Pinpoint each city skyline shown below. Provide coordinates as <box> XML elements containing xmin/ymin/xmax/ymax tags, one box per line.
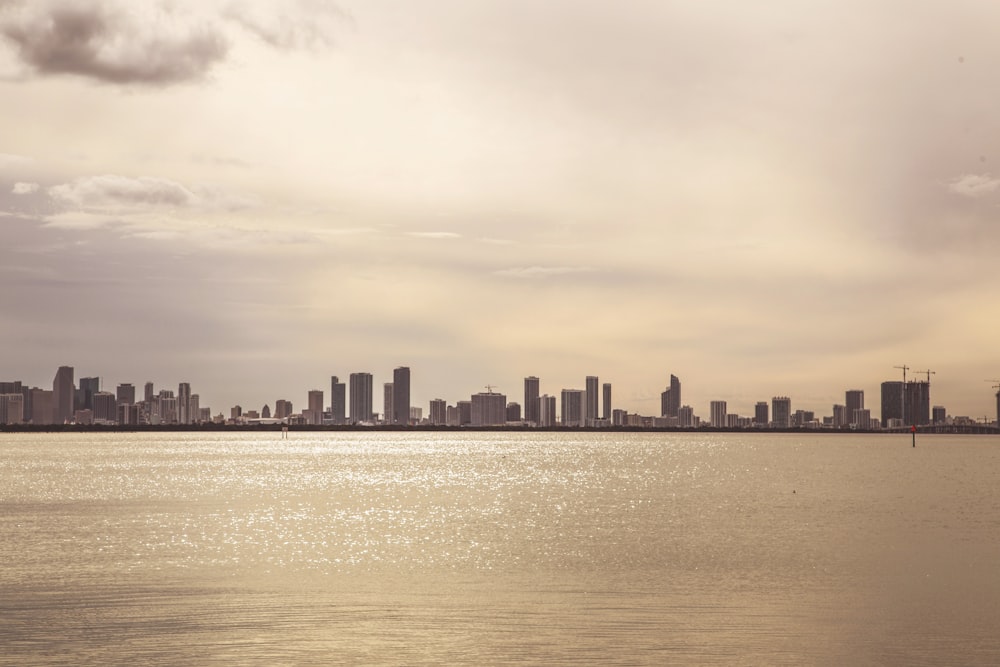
<box><xmin>3</xmin><ymin>362</ymin><xmax>997</xmax><ymax>428</ymax></box>
<box><xmin>3</xmin><ymin>2</ymin><xmax>1000</xmax><ymax>418</ymax></box>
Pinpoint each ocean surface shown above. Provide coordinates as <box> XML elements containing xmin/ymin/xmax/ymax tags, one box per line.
<box><xmin>2</xmin><ymin>431</ymin><xmax>999</xmax><ymax>665</ymax></box>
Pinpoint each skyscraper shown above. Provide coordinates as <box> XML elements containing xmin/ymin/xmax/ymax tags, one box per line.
<box><xmin>349</xmin><ymin>372</ymin><xmax>373</xmax><ymax>424</ymax></box>
<box><xmin>710</xmin><ymin>400</ymin><xmax>727</xmax><ymax>428</ymax></box>
<box><xmin>78</xmin><ymin>376</ymin><xmax>100</xmax><ymax>411</ymax></box>
<box><xmin>52</xmin><ymin>366</ymin><xmax>74</xmax><ymax>424</ymax></box>
<box><xmin>471</xmin><ymin>391</ymin><xmax>506</xmax><ymax>426</ymax></box>
<box><xmin>116</xmin><ymin>383</ymin><xmax>135</xmax><ymax>405</ymax></box>
<box><xmin>561</xmin><ymin>389</ymin><xmax>585</xmax><ymax>427</ymax></box>
<box><xmin>905</xmin><ymin>381</ymin><xmax>930</xmax><ymax>426</ymax></box>
<box><xmin>881</xmin><ymin>381</ymin><xmax>903</xmax><ymax>428</ymax></box>
<box><xmin>602</xmin><ymin>383</ymin><xmax>612</xmax><ymax>420</ymax></box>
<box><xmin>754</xmin><ymin>401</ymin><xmax>769</xmax><ymax>426</ymax></box>
<box><xmin>846</xmin><ymin>390</ymin><xmax>864</xmax><ymax>426</ymax></box>
<box><xmin>524</xmin><ymin>376</ymin><xmax>540</xmax><ymax>425</ymax></box>
<box><xmin>429</xmin><ymin>399</ymin><xmax>447</xmax><ymax>425</ymax></box>
<box><xmin>308</xmin><ymin>389</ymin><xmax>324</xmax><ymax>425</ymax></box>
<box><xmin>383</xmin><ymin>382</ymin><xmax>394</xmax><ymax>424</ymax></box>
<box><xmin>330</xmin><ymin>376</ymin><xmax>346</xmax><ymax>425</ymax></box>
<box><xmin>393</xmin><ymin>366</ymin><xmax>411</xmax><ymax>425</ymax></box>
<box><xmin>178</xmin><ymin>382</ymin><xmax>191</xmax><ymax>425</ymax></box>
<box><xmin>538</xmin><ymin>394</ymin><xmax>556</xmax><ymax>427</ymax></box>
<box><xmin>771</xmin><ymin>396</ymin><xmax>791</xmax><ymax>428</ymax></box>
<box><xmin>585</xmin><ymin>376</ymin><xmax>599</xmax><ymax>423</ymax></box>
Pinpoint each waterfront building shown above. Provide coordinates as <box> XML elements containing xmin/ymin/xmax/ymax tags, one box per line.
<box><xmin>506</xmin><ymin>402</ymin><xmax>521</xmax><ymax>422</ymax></box>
<box><xmin>754</xmin><ymin>401</ymin><xmax>769</xmax><ymax>426</ymax></box>
<box><xmin>602</xmin><ymin>383</ymin><xmax>612</xmax><ymax>420</ymax></box>
<box><xmin>93</xmin><ymin>391</ymin><xmax>117</xmax><ymax>424</ymax></box>
<box><xmin>383</xmin><ymin>383</ymin><xmax>394</xmax><ymax>424</ymax></box>
<box><xmin>393</xmin><ymin>367</ymin><xmax>411</xmax><ymax>425</ymax></box>
<box><xmin>932</xmin><ymin>406</ymin><xmax>946</xmax><ymax>424</ymax></box>
<box><xmin>660</xmin><ymin>374</ymin><xmax>682</xmax><ymax>418</ymax></box>
<box><xmin>30</xmin><ymin>388</ymin><xmax>53</xmax><ymax>425</ymax></box>
<box><xmin>853</xmin><ymin>408</ymin><xmax>872</xmax><ymax>429</ymax></box>
<box><xmin>457</xmin><ymin>400</ymin><xmax>472</xmax><ymax>426</ymax></box>
<box><xmin>611</xmin><ymin>408</ymin><xmax>626</xmax><ymax>426</ymax></box>
<box><xmin>178</xmin><ymin>383</ymin><xmax>192</xmax><ymax>425</ymax></box>
<box><xmin>524</xmin><ymin>376</ymin><xmax>540</xmax><ymax>425</ymax></box>
<box><xmin>429</xmin><ymin>399</ymin><xmax>447</xmax><ymax>426</ymax></box>
<box><xmin>275</xmin><ymin>399</ymin><xmax>293</xmax><ymax>419</ymax></box>
<box><xmin>832</xmin><ymin>404</ymin><xmax>847</xmax><ymax>427</ymax></box>
<box><xmin>116</xmin><ymin>383</ymin><xmax>135</xmax><ymax>406</ymax></box>
<box><xmin>881</xmin><ymin>381</ymin><xmax>903</xmax><ymax>428</ymax></box>
<box><xmin>262</xmin><ymin>404</ymin><xmax>271</xmax><ymax>419</ymax></box>
<box><xmin>585</xmin><ymin>376</ymin><xmax>599</xmax><ymax>423</ymax></box>
<box><xmin>471</xmin><ymin>391</ymin><xmax>506</xmax><ymax>426</ymax></box>
<box><xmin>446</xmin><ymin>404</ymin><xmax>460</xmax><ymax>426</ymax></box>
<box><xmin>78</xmin><ymin>376</ymin><xmax>100</xmax><ymax>411</ymax></box>
<box><xmin>846</xmin><ymin>390</ymin><xmax>864</xmax><ymax>426</ymax></box>
<box><xmin>0</xmin><ymin>393</ymin><xmax>24</xmax><ymax>424</ymax></box>
<box><xmin>771</xmin><ymin>396</ymin><xmax>791</xmax><ymax>428</ymax></box>
<box><xmin>710</xmin><ymin>400</ymin><xmax>727</xmax><ymax>428</ymax></box>
<box><xmin>307</xmin><ymin>390</ymin><xmax>324</xmax><ymax>425</ymax></box>
<box><xmin>538</xmin><ymin>394</ymin><xmax>557</xmax><ymax>427</ymax></box>
<box><xmin>905</xmin><ymin>381</ymin><xmax>930</xmax><ymax>426</ymax></box>
<box><xmin>144</xmin><ymin>382</ymin><xmax>154</xmax><ymax>403</ymax></box>
<box><xmin>677</xmin><ymin>405</ymin><xmax>695</xmax><ymax>428</ymax></box>
<box><xmin>349</xmin><ymin>372</ymin><xmax>373</xmax><ymax>424</ymax></box>
<box><xmin>189</xmin><ymin>394</ymin><xmax>200</xmax><ymax>423</ymax></box>
<box><xmin>53</xmin><ymin>366</ymin><xmax>74</xmax><ymax>424</ymax></box>
<box><xmin>409</xmin><ymin>407</ymin><xmax>422</xmax><ymax>422</ymax></box>
<box><xmin>561</xmin><ymin>389</ymin><xmax>585</xmax><ymax>427</ymax></box>
<box><xmin>330</xmin><ymin>376</ymin><xmax>346</xmax><ymax>425</ymax></box>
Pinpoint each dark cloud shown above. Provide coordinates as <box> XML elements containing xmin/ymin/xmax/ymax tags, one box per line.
<box><xmin>0</xmin><ymin>1</ymin><xmax>229</xmax><ymax>85</ymax></box>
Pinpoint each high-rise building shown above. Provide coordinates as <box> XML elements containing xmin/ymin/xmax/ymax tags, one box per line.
<box><xmin>660</xmin><ymin>374</ymin><xmax>682</xmax><ymax>418</ymax></box>
<box><xmin>710</xmin><ymin>400</ymin><xmax>727</xmax><ymax>428</ymax></box>
<box><xmin>93</xmin><ymin>391</ymin><xmax>117</xmax><ymax>423</ymax></box>
<box><xmin>78</xmin><ymin>376</ymin><xmax>100</xmax><ymax>411</ymax></box>
<box><xmin>561</xmin><ymin>389</ymin><xmax>585</xmax><ymax>427</ymax></box>
<box><xmin>754</xmin><ymin>401</ymin><xmax>769</xmax><ymax>426</ymax></box>
<box><xmin>905</xmin><ymin>381</ymin><xmax>930</xmax><ymax>427</ymax></box>
<box><xmin>429</xmin><ymin>399</ymin><xmax>447</xmax><ymax>425</ymax></box>
<box><xmin>853</xmin><ymin>408</ymin><xmax>872</xmax><ymax>430</ymax></box>
<box><xmin>771</xmin><ymin>396</ymin><xmax>791</xmax><ymax>428</ymax></box>
<box><xmin>189</xmin><ymin>394</ymin><xmax>200</xmax><ymax>423</ymax></box>
<box><xmin>471</xmin><ymin>391</ymin><xmax>506</xmax><ymax>426</ymax></box>
<box><xmin>457</xmin><ymin>400</ymin><xmax>472</xmax><ymax>426</ymax></box>
<box><xmin>178</xmin><ymin>382</ymin><xmax>191</xmax><ymax>425</ymax></box>
<box><xmin>678</xmin><ymin>405</ymin><xmax>695</xmax><ymax>428</ymax></box>
<box><xmin>881</xmin><ymin>381</ymin><xmax>903</xmax><ymax>428</ymax></box>
<box><xmin>349</xmin><ymin>372</ymin><xmax>373</xmax><ymax>424</ymax></box>
<box><xmin>585</xmin><ymin>376</ymin><xmax>599</xmax><ymax>423</ymax></box>
<box><xmin>275</xmin><ymin>399</ymin><xmax>293</xmax><ymax>419</ymax></box>
<box><xmin>116</xmin><ymin>383</ymin><xmax>135</xmax><ymax>405</ymax></box>
<box><xmin>932</xmin><ymin>406</ymin><xmax>946</xmax><ymax>424</ymax></box>
<box><xmin>144</xmin><ymin>381</ymin><xmax>154</xmax><ymax>403</ymax></box>
<box><xmin>846</xmin><ymin>390</ymin><xmax>864</xmax><ymax>426</ymax></box>
<box><xmin>506</xmin><ymin>402</ymin><xmax>521</xmax><ymax>422</ymax></box>
<box><xmin>30</xmin><ymin>388</ymin><xmax>53</xmax><ymax>424</ymax></box>
<box><xmin>308</xmin><ymin>389</ymin><xmax>324</xmax><ymax>425</ymax></box>
<box><xmin>383</xmin><ymin>383</ymin><xmax>394</xmax><ymax>424</ymax></box>
<box><xmin>524</xmin><ymin>376</ymin><xmax>540</xmax><ymax>424</ymax></box>
<box><xmin>602</xmin><ymin>383</ymin><xmax>612</xmax><ymax>420</ymax></box>
<box><xmin>52</xmin><ymin>366</ymin><xmax>74</xmax><ymax>424</ymax></box>
<box><xmin>832</xmin><ymin>404</ymin><xmax>848</xmax><ymax>427</ymax></box>
<box><xmin>393</xmin><ymin>367</ymin><xmax>411</xmax><ymax>425</ymax></box>
<box><xmin>538</xmin><ymin>394</ymin><xmax>557</xmax><ymax>427</ymax></box>
<box><xmin>0</xmin><ymin>393</ymin><xmax>24</xmax><ymax>424</ymax></box>
<box><xmin>262</xmin><ymin>404</ymin><xmax>272</xmax><ymax>419</ymax></box>
<box><xmin>330</xmin><ymin>376</ymin><xmax>346</xmax><ymax>425</ymax></box>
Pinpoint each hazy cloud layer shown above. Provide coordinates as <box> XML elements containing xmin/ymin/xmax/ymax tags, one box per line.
<box><xmin>946</xmin><ymin>173</ymin><xmax>1000</xmax><ymax>198</ymax></box>
<box><xmin>11</xmin><ymin>181</ymin><xmax>37</xmax><ymax>194</ymax></box>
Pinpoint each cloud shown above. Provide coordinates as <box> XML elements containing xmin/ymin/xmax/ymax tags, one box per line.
<box><xmin>223</xmin><ymin>0</ymin><xmax>348</xmax><ymax>50</ymax></box>
<box><xmin>407</xmin><ymin>231</ymin><xmax>461</xmax><ymax>239</ymax></box>
<box><xmin>0</xmin><ymin>0</ymin><xmax>346</xmax><ymax>86</ymax></box>
<box><xmin>0</xmin><ymin>152</ymin><xmax>31</xmax><ymax>169</ymax></box>
<box><xmin>0</xmin><ymin>1</ymin><xmax>229</xmax><ymax>85</ymax></box>
<box><xmin>493</xmin><ymin>266</ymin><xmax>595</xmax><ymax>279</ymax></box>
<box><xmin>946</xmin><ymin>173</ymin><xmax>1000</xmax><ymax>198</ymax></box>
<box><xmin>11</xmin><ymin>181</ymin><xmax>38</xmax><ymax>194</ymax></box>
<box><xmin>47</xmin><ymin>174</ymin><xmax>251</xmax><ymax>212</ymax></box>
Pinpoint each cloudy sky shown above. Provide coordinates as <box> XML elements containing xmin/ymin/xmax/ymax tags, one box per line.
<box><xmin>2</xmin><ymin>0</ymin><xmax>1000</xmax><ymax>420</ymax></box>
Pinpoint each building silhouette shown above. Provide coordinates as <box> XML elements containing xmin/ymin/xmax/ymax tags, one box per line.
<box><xmin>178</xmin><ymin>382</ymin><xmax>191</xmax><ymax>425</ymax></box>
<box><xmin>471</xmin><ymin>391</ymin><xmax>506</xmax><ymax>426</ymax></box>
<box><xmin>710</xmin><ymin>400</ymin><xmax>727</xmax><ymax>427</ymax></box>
<box><xmin>429</xmin><ymin>398</ymin><xmax>447</xmax><ymax>425</ymax></box>
<box><xmin>52</xmin><ymin>366</ymin><xmax>74</xmax><ymax>425</ymax></box>
<box><xmin>881</xmin><ymin>381</ymin><xmax>903</xmax><ymax>427</ymax></box>
<box><xmin>561</xmin><ymin>389</ymin><xmax>585</xmax><ymax>427</ymax></box>
<box><xmin>393</xmin><ymin>366</ymin><xmax>410</xmax><ymax>425</ymax></box>
<box><xmin>771</xmin><ymin>396</ymin><xmax>791</xmax><ymax>428</ymax></box>
<box><xmin>754</xmin><ymin>401</ymin><xmax>769</xmax><ymax>426</ymax></box>
<box><xmin>330</xmin><ymin>376</ymin><xmax>346</xmax><ymax>425</ymax></box>
<box><xmin>349</xmin><ymin>372</ymin><xmax>373</xmax><ymax>424</ymax></box>
<box><xmin>602</xmin><ymin>383</ymin><xmax>612</xmax><ymax>420</ymax></box>
<box><xmin>538</xmin><ymin>394</ymin><xmax>556</xmax><ymax>427</ymax></box>
<box><xmin>524</xmin><ymin>376</ymin><xmax>540</xmax><ymax>425</ymax></box>
<box><xmin>383</xmin><ymin>383</ymin><xmax>394</xmax><ymax>424</ymax></box>
<box><xmin>661</xmin><ymin>374</ymin><xmax>681</xmax><ymax>418</ymax></box>
<box><xmin>585</xmin><ymin>376</ymin><xmax>599</xmax><ymax>423</ymax></box>
<box><xmin>846</xmin><ymin>390</ymin><xmax>864</xmax><ymax>426</ymax></box>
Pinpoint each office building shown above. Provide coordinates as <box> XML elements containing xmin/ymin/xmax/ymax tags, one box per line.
<box><xmin>602</xmin><ymin>383</ymin><xmax>612</xmax><ymax>420</ymax></box>
<box><xmin>307</xmin><ymin>389</ymin><xmax>324</xmax><ymax>425</ymax></box>
<box><xmin>116</xmin><ymin>383</ymin><xmax>135</xmax><ymax>406</ymax></box>
<box><xmin>905</xmin><ymin>381</ymin><xmax>930</xmax><ymax>426</ymax></box>
<box><xmin>78</xmin><ymin>376</ymin><xmax>100</xmax><ymax>411</ymax></box>
<box><xmin>471</xmin><ymin>391</ymin><xmax>506</xmax><ymax>426</ymax></box>
<box><xmin>506</xmin><ymin>402</ymin><xmax>521</xmax><ymax>422</ymax></box>
<box><xmin>660</xmin><ymin>374</ymin><xmax>682</xmax><ymax>418</ymax></box>
<box><xmin>178</xmin><ymin>382</ymin><xmax>191</xmax><ymax>425</ymax></box>
<box><xmin>846</xmin><ymin>390</ymin><xmax>864</xmax><ymax>426</ymax></box>
<box><xmin>330</xmin><ymin>376</ymin><xmax>346</xmax><ymax>425</ymax></box>
<box><xmin>754</xmin><ymin>401</ymin><xmax>769</xmax><ymax>426</ymax></box>
<box><xmin>832</xmin><ymin>404</ymin><xmax>847</xmax><ymax>427</ymax></box>
<box><xmin>275</xmin><ymin>399</ymin><xmax>293</xmax><ymax>419</ymax></box>
<box><xmin>189</xmin><ymin>394</ymin><xmax>200</xmax><ymax>423</ymax></box>
<box><xmin>349</xmin><ymin>372</ymin><xmax>373</xmax><ymax>424</ymax></box>
<box><xmin>853</xmin><ymin>408</ymin><xmax>872</xmax><ymax>430</ymax></box>
<box><xmin>53</xmin><ymin>366</ymin><xmax>74</xmax><ymax>424</ymax></box>
<box><xmin>30</xmin><ymin>388</ymin><xmax>53</xmax><ymax>424</ymax></box>
<box><xmin>93</xmin><ymin>391</ymin><xmax>117</xmax><ymax>423</ymax></box>
<box><xmin>710</xmin><ymin>400</ymin><xmax>727</xmax><ymax>428</ymax></box>
<box><xmin>561</xmin><ymin>389</ymin><xmax>585</xmax><ymax>427</ymax></box>
<box><xmin>393</xmin><ymin>366</ymin><xmax>411</xmax><ymax>425</ymax></box>
<box><xmin>771</xmin><ymin>396</ymin><xmax>791</xmax><ymax>428</ymax></box>
<box><xmin>383</xmin><ymin>383</ymin><xmax>394</xmax><ymax>424</ymax></box>
<box><xmin>585</xmin><ymin>376</ymin><xmax>599</xmax><ymax>423</ymax></box>
<box><xmin>932</xmin><ymin>406</ymin><xmax>946</xmax><ymax>424</ymax></box>
<box><xmin>0</xmin><ymin>393</ymin><xmax>24</xmax><ymax>424</ymax></box>
<box><xmin>524</xmin><ymin>376</ymin><xmax>540</xmax><ymax>424</ymax></box>
<box><xmin>144</xmin><ymin>381</ymin><xmax>154</xmax><ymax>403</ymax></box>
<box><xmin>429</xmin><ymin>399</ymin><xmax>447</xmax><ymax>425</ymax></box>
<box><xmin>678</xmin><ymin>405</ymin><xmax>695</xmax><ymax>428</ymax></box>
<box><xmin>457</xmin><ymin>400</ymin><xmax>472</xmax><ymax>426</ymax></box>
<box><xmin>881</xmin><ymin>381</ymin><xmax>903</xmax><ymax>428</ymax></box>
<box><xmin>538</xmin><ymin>394</ymin><xmax>557</xmax><ymax>427</ymax></box>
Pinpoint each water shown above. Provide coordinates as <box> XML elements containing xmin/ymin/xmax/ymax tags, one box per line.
<box><xmin>2</xmin><ymin>431</ymin><xmax>999</xmax><ymax>665</ymax></box>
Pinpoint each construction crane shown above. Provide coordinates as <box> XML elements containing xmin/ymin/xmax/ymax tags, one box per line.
<box><xmin>484</xmin><ymin>385</ymin><xmax>497</xmax><ymax>394</ymax></box>
<box><xmin>893</xmin><ymin>364</ymin><xmax>910</xmax><ymax>383</ymax></box>
<box><xmin>916</xmin><ymin>369</ymin><xmax>936</xmax><ymax>384</ymax></box>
